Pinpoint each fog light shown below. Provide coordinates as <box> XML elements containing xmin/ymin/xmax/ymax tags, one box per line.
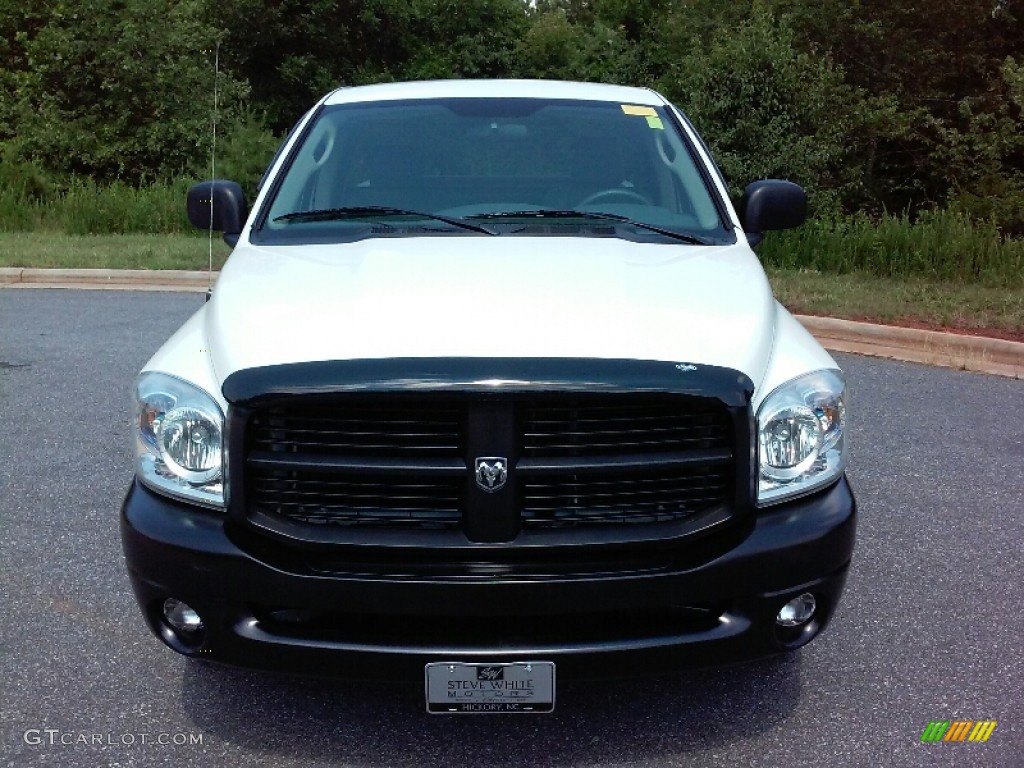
<box><xmin>777</xmin><ymin>593</ymin><xmax>816</xmax><ymax>627</ymax></box>
<box><xmin>163</xmin><ymin>598</ymin><xmax>203</xmax><ymax>634</ymax></box>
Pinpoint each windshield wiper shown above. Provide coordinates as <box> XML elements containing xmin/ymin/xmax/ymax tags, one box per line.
<box><xmin>469</xmin><ymin>209</ymin><xmax>711</xmax><ymax>245</ymax></box>
<box><xmin>274</xmin><ymin>206</ymin><xmax>497</xmax><ymax>235</ymax></box>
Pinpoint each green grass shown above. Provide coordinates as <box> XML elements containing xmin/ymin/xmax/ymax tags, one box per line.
<box><xmin>0</xmin><ymin>179</ymin><xmax>191</xmax><ymax>235</ymax></box>
<box><xmin>767</xmin><ymin>268</ymin><xmax>1024</xmax><ymax>339</ymax></box>
<box><xmin>760</xmin><ymin>211</ymin><xmax>1024</xmax><ymax>286</ymax></box>
<box><xmin>0</xmin><ymin>232</ymin><xmax>231</xmax><ymax>270</ymax></box>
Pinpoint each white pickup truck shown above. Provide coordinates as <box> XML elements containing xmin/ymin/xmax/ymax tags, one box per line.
<box><xmin>121</xmin><ymin>79</ymin><xmax>855</xmax><ymax>713</ymax></box>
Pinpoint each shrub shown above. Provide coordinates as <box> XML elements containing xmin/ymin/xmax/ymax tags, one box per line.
<box><xmin>759</xmin><ymin>211</ymin><xmax>1024</xmax><ymax>286</ymax></box>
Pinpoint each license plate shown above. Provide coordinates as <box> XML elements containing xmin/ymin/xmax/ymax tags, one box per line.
<box><xmin>425</xmin><ymin>662</ymin><xmax>556</xmax><ymax>714</ymax></box>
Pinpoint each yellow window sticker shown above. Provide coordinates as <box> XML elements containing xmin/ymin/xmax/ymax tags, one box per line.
<box><xmin>620</xmin><ymin>104</ymin><xmax>657</xmax><ymax>117</ymax></box>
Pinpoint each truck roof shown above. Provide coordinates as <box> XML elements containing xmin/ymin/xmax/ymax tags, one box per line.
<box><xmin>322</xmin><ymin>79</ymin><xmax>666</xmax><ymax>107</ymax></box>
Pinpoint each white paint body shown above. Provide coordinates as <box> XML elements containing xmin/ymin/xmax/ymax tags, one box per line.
<box><xmin>142</xmin><ymin>80</ymin><xmax>837</xmax><ymax>410</ymax></box>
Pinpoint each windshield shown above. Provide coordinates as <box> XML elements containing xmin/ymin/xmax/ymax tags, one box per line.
<box><xmin>256</xmin><ymin>97</ymin><xmax>734</xmax><ymax>245</ymax></box>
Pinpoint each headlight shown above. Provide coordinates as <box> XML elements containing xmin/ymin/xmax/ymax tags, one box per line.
<box><xmin>756</xmin><ymin>369</ymin><xmax>846</xmax><ymax>506</ymax></box>
<box><xmin>135</xmin><ymin>372</ymin><xmax>224</xmax><ymax>508</ymax></box>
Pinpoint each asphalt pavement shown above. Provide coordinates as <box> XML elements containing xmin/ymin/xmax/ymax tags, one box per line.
<box><xmin>1</xmin><ymin>289</ymin><xmax>1021</xmax><ymax>768</ymax></box>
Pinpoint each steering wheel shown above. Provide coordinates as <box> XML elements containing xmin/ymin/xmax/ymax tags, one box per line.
<box><xmin>577</xmin><ymin>188</ymin><xmax>653</xmax><ymax>207</ymax></box>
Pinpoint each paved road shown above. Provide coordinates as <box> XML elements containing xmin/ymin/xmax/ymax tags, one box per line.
<box><xmin>1</xmin><ymin>289</ymin><xmax>1021</xmax><ymax>768</ymax></box>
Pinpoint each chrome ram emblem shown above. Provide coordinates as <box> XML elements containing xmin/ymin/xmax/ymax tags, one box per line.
<box><xmin>475</xmin><ymin>457</ymin><xmax>508</xmax><ymax>493</ymax></box>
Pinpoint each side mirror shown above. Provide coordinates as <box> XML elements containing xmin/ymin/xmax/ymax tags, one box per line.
<box><xmin>740</xmin><ymin>180</ymin><xmax>807</xmax><ymax>247</ymax></box>
<box><xmin>187</xmin><ymin>180</ymin><xmax>247</xmax><ymax>247</ymax></box>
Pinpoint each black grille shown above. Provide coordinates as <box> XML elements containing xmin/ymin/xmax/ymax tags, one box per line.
<box><xmin>248</xmin><ymin>466</ymin><xmax>462</xmax><ymax>529</ymax></box>
<box><xmin>242</xmin><ymin>393</ymin><xmax>739</xmax><ymax>542</ymax></box>
<box><xmin>522</xmin><ymin>400</ymin><xmax>730</xmax><ymax>457</ymax></box>
<box><xmin>521</xmin><ymin>465</ymin><xmax>732</xmax><ymax>528</ymax></box>
<box><xmin>249</xmin><ymin>402</ymin><xmax>461</xmax><ymax>458</ymax></box>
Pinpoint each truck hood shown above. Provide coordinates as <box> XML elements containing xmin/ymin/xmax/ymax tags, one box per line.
<box><xmin>206</xmin><ymin>237</ymin><xmax>776</xmax><ymax>383</ymax></box>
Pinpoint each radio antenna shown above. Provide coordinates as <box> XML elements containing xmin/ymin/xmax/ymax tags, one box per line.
<box><xmin>207</xmin><ymin>43</ymin><xmax>220</xmax><ymax>301</ymax></box>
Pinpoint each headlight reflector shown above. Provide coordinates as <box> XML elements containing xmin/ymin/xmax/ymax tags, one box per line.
<box><xmin>759</xmin><ymin>404</ymin><xmax>822</xmax><ymax>482</ymax></box>
<box><xmin>157</xmin><ymin>406</ymin><xmax>222</xmax><ymax>484</ymax></box>
<box><xmin>135</xmin><ymin>372</ymin><xmax>224</xmax><ymax>508</ymax></box>
<box><xmin>757</xmin><ymin>369</ymin><xmax>846</xmax><ymax>506</ymax></box>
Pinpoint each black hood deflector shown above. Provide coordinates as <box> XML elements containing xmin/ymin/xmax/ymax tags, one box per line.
<box><xmin>222</xmin><ymin>357</ymin><xmax>754</xmax><ymax>407</ymax></box>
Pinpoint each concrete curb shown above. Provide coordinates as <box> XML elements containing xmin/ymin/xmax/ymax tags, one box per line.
<box><xmin>798</xmin><ymin>316</ymin><xmax>1023</xmax><ymax>379</ymax></box>
<box><xmin>0</xmin><ymin>267</ymin><xmax>24</xmax><ymax>285</ymax></box>
<box><xmin>2</xmin><ymin>268</ymin><xmax>1021</xmax><ymax>378</ymax></box>
<box><xmin>0</xmin><ymin>267</ymin><xmax>214</xmax><ymax>291</ymax></box>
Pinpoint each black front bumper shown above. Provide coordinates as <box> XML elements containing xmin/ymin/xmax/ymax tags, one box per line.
<box><xmin>121</xmin><ymin>476</ymin><xmax>856</xmax><ymax>681</ymax></box>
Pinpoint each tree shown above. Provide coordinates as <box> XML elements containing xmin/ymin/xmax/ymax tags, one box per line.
<box><xmin>513</xmin><ymin>7</ymin><xmax>643</xmax><ymax>83</ymax></box>
<box><xmin>653</xmin><ymin>6</ymin><xmax>883</xmax><ymax>215</ymax></box>
<box><xmin>777</xmin><ymin>0</ymin><xmax>1024</xmax><ymax>220</ymax></box>
<box><xmin>8</xmin><ymin>0</ymin><xmax>248</xmax><ymax>182</ymax></box>
<box><xmin>205</xmin><ymin>0</ymin><xmax>530</xmax><ymax>132</ymax></box>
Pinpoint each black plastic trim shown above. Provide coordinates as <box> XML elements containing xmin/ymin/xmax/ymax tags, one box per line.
<box><xmin>120</xmin><ymin>476</ymin><xmax>856</xmax><ymax>680</ymax></box>
<box><xmin>247</xmin><ymin>453</ymin><xmax>466</xmax><ymax>475</ymax></box>
<box><xmin>516</xmin><ymin>450</ymin><xmax>731</xmax><ymax>474</ymax></box>
<box><xmin>223</xmin><ymin>358</ymin><xmax>754</xmax><ymax>407</ymax></box>
<box><xmin>225</xmin><ymin>358</ymin><xmax>754</xmax><ymax>547</ymax></box>
<box><xmin>243</xmin><ymin>501</ymin><xmax>736</xmax><ymax>552</ymax></box>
